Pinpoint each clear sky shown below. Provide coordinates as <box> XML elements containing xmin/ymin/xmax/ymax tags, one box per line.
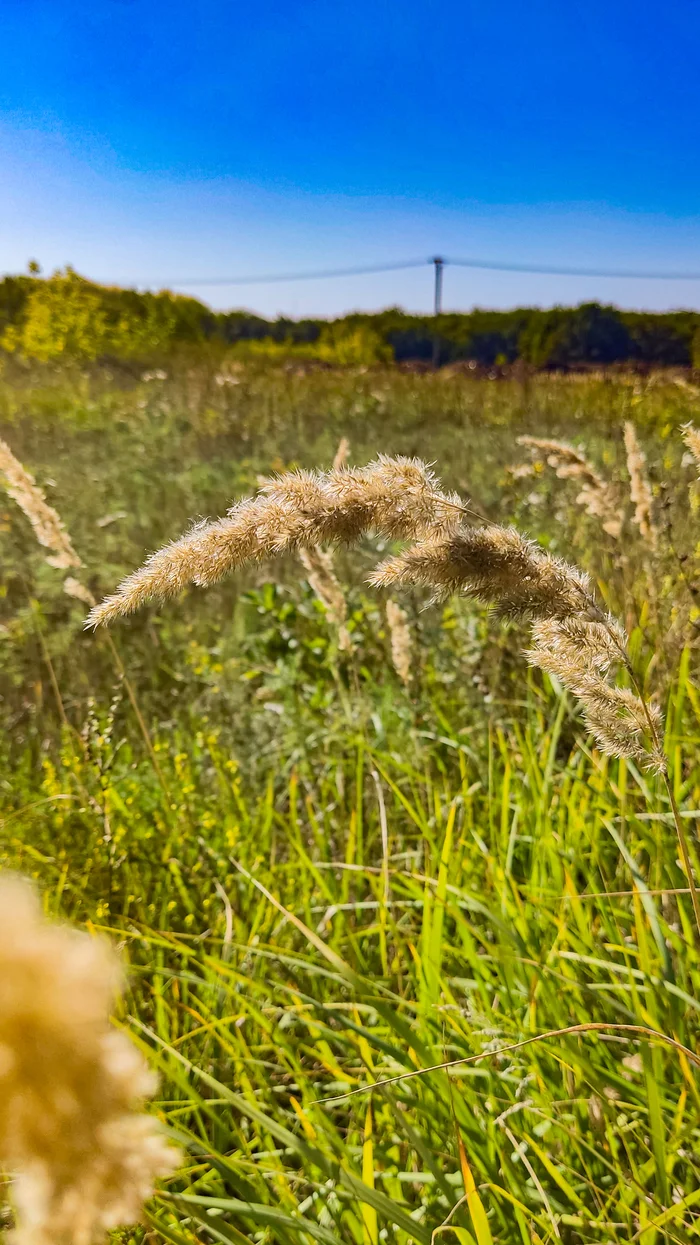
<box><xmin>1</xmin><ymin>0</ymin><xmax>699</xmax><ymax>317</ymax></box>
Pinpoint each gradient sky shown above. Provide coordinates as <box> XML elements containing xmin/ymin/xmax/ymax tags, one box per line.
<box><xmin>1</xmin><ymin>0</ymin><xmax>699</xmax><ymax>317</ymax></box>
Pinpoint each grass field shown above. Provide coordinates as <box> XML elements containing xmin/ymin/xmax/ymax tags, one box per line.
<box><xmin>3</xmin><ymin>356</ymin><xmax>700</xmax><ymax>1244</ymax></box>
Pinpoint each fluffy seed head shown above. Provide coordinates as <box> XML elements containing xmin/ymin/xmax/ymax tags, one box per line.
<box><xmin>526</xmin><ymin>617</ymin><xmax>664</xmax><ymax>770</ymax></box>
<box><xmin>86</xmin><ymin>456</ymin><xmax>462</xmax><ymax>628</ymax></box>
<box><xmin>85</xmin><ymin>451</ymin><xmax>662</xmax><ymax>768</ymax></box>
<box><xmin>370</xmin><ymin>524</ymin><xmax>594</xmax><ymax>620</ymax></box>
<box><xmin>63</xmin><ymin>577</ymin><xmax>96</xmax><ymax>607</ymax></box>
<box><xmin>0</xmin><ymin>874</ymin><xmax>179</xmax><ymax>1245</ymax></box>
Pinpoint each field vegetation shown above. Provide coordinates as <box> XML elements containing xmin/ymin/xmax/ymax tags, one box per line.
<box><xmin>3</xmin><ymin>352</ymin><xmax>700</xmax><ymax>1243</ymax></box>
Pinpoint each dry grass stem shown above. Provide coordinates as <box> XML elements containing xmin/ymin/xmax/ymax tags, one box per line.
<box><xmin>332</xmin><ymin>437</ymin><xmax>350</xmax><ymax>471</ymax></box>
<box><xmin>0</xmin><ymin>874</ymin><xmax>179</xmax><ymax>1245</ymax></box>
<box><xmin>0</xmin><ymin>438</ymin><xmax>82</xmax><ymax>570</ymax></box>
<box><xmin>517</xmin><ymin>435</ymin><xmax>622</xmax><ymax>537</ymax></box>
<box><xmin>385</xmin><ymin>599</ymin><xmax>412</xmax><ymax>685</ymax></box>
<box><xmin>624</xmin><ymin>422</ymin><xmax>658</xmax><ymax>548</ymax></box>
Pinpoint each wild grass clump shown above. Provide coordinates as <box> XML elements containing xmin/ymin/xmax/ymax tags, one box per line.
<box><xmin>90</xmin><ymin>449</ymin><xmax>700</xmax><ymax>928</ymax></box>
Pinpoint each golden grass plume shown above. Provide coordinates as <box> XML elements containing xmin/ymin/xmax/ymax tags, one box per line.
<box><xmin>86</xmin><ymin>456</ymin><xmax>462</xmax><ymax>628</ymax></box>
<box><xmin>88</xmin><ymin>454</ymin><xmax>663</xmax><ymax>770</ymax></box>
<box><xmin>372</xmin><ymin>526</ymin><xmax>663</xmax><ymax>770</ymax></box>
<box><xmin>370</xmin><ymin>524</ymin><xmax>593</xmax><ymax>619</ymax></box>
<box><xmin>299</xmin><ymin>545</ymin><xmax>352</xmax><ymax>651</ymax></box>
<box><xmin>525</xmin><ymin>616</ymin><xmax>663</xmax><ymax>766</ymax></box>
<box><xmin>0</xmin><ymin>874</ymin><xmax>179</xmax><ymax>1245</ymax></box>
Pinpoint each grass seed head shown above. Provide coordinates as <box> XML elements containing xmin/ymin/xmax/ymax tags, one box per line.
<box><xmin>624</xmin><ymin>422</ymin><xmax>658</xmax><ymax>548</ymax></box>
<box><xmin>0</xmin><ymin>437</ymin><xmax>83</xmax><ymax>570</ymax></box>
<box><xmin>86</xmin><ymin>456</ymin><xmax>461</xmax><ymax>627</ymax></box>
<box><xmin>299</xmin><ymin>545</ymin><xmax>351</xmax><ymax>651</ymax></box>
<box><xmin>517</xmin><ymin>435</ymin><xmax>623</xmax><ymax>538</ymax></box>
<box><xmin>526</xmin><ymin>617</ymin><xmax>664</xmax><ymax>769</ymax></box>
<box><xmin>682</xmin><ymin>422</ymin><xmax>700</xmax><ymax>475</ymax></box>
<box><xmin>385</xmin><ymin>598</ymin><xmax>413</xmax><ymax>685</ymax></box>
<box><xmin>371</xmin><ymin>523</ymin><xmax>594</xmax><ymax>620</ymax></box>
<box><xmin>85</xmin><ymin>449</ymin><xmax>663</xmax><ymax>768</ymax></box>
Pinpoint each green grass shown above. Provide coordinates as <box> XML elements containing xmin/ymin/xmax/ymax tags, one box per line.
<box><xmin>3</xmin><ymin>357</ymin><xmax>700</xmax><ymax>1244</ymax></box>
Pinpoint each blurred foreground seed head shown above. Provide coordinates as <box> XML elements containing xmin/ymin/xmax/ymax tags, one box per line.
<box><xmin>0</xmin><ymin>874</ymin><xmax>179</xmax><ymax>1245</ymax></box>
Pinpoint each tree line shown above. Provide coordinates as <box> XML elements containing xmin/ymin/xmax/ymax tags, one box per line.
<box><xmin>1</xmin><ymin>268</ymin><xmax>699</xmax><ymax>368</ymax></box>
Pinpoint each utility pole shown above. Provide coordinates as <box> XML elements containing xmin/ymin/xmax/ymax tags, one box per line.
<box><xmin>432</xmin><ymin>256</ymin><xmax>444</xmax><ymax>315</ymax></box>
<box><xmin>431</xmin><ymin>256</ymin><xmax>444</xmax><ymax>367</ymax></box>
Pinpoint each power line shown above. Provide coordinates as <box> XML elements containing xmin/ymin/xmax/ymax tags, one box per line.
<box><xmin>153</xmin><ymin>255</ymin><xmax>700</xmax><ymax>287</ymax></box>
<box><xmin>161</xmin><ymin>259</ymin><xmax>428</xmax><ymax>286</ymax></box>
<box><xmin>449</xmin><ymin>257</ymin><xmax>700</xmax><ymax>280</ymax></box>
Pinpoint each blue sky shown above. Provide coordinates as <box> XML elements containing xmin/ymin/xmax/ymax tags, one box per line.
<box><xmin>1</xmin><ymin>0</ymin><xmax>699</xmax><ymax>316</ymax></box>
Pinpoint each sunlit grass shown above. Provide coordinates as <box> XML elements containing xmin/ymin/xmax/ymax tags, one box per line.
<box><xmin>3</xmin><ymin>360</ymin><xmax>700</xmax><ymax>1242</ymax></box>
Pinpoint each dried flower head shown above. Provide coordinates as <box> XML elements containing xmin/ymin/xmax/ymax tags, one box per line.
<box><xmin>86</xmin><ymin>456</ymin><xmax>462</xmax><ymax>628</ymax></box>
<box><xmin>624</xmin><ymin>422</ymin><xmax>658</xmax><ymax>548</ymax></box>
<box><xmin>0</xmin><ymin>438</ymin><xmax>82</xmax><ymax>570</ymax></box>
<box><xmin>385</xmin><ymin>598</ymin><xmax>412</xmax><ymax>686</ymax></box>
<box><xmin>516</xmin><ymin>436</ymin><xmax>622</xmax><ymax>538</ymax></box>
<box><xmin>0</xmin><ymin>874</ymin><xmax>179</xmax><ymax>1245</ymax></box>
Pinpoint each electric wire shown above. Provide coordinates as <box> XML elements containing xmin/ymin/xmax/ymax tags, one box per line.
<box><xmin>152</xmin><ymin>255</ymin><xmax>700</xmax><ymax>288</ymax></box>
<box><xmin>158</xmin><ymin>259</ymin><xmax>428</xmax><ymax>287</ymax></box>
<box><xmin>449</xmin><ymin>256</ymin><xmax>700</xmax><ymax>280</ymax></box>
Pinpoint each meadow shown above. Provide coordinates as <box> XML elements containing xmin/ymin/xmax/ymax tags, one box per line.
<box><xmin>3</xmin><ymin>354</ymin><xmax>700</xmax><ymax>1245</ymax></box>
